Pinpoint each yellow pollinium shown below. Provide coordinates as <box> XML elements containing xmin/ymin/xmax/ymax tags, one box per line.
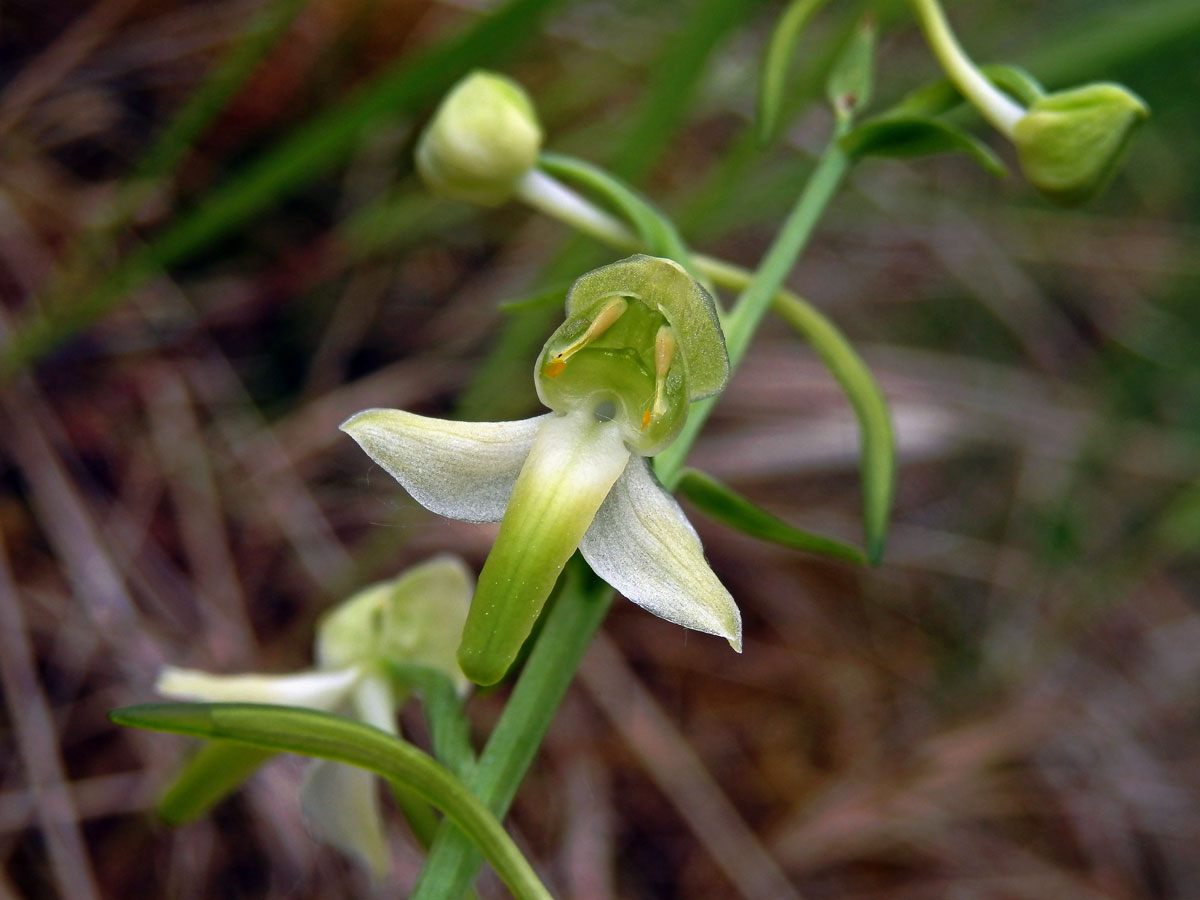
<box><xmin>649</xmin><ymin>325</ymin><xmax>676</xmax><ymax>423</ymax></box>
<box><xmin>543</xmin><ymin>296</ymin><xmax>628</xmax><ymax>379</ymax></box>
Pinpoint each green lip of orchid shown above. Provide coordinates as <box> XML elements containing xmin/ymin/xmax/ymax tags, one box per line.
<box><xmin>341</xmin><ymin>255</ymin><xmax>740</xmax><ymax>688</ymax></box>
<box><xmin>155</xmin><ymin>556</ymin><xmax>474</xmax><ymax>877</ymax></box>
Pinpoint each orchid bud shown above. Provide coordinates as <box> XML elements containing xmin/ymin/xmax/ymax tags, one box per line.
<box><xmin>1013</xmin><ymin>83</ymin><xmax>1148</xmax><ymax>206</ymax></box>
<box><xmin>415</xmin><ymin>70</ymin><xmax>542</xmax><ymax>207</ymax></box>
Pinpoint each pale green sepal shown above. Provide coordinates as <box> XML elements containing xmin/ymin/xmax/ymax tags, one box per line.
<box><xmin>316</xmin><ymin>555</ymin><xmax>474</xmax><ymax>695</ymax></box>
<box><xmin>458</xmin><ymin>409</ymin><xmax>631</xmax><ymax>685</ymax></box>
<box><xmin>415</xmin><ymin>71</ymin><xmax>543</xmax><ymax>207</ymax></box>
<box><xmin>156</xmin><ymin>666</ymin><xmax>359</xmax><ymax>709</ymax></box>
<box><xmin>579</xmin><ymin>456</ymin><xmax>742</xmax><ymax>651</ymax></box>
<box><xmin>340</xmin><ymin>409</ymin><xmax>546</xmax><ymax>523</ymax></box>
<box><xmin>301</xmin><ymin>759</ymin><xmax>390</xmax><ymax>879</ymax></box>
<box><xmin>1013</xmin><ymin>83</ymin><xmax>1148</xmax><ymax>206</ymax></box>
<box><xmin>564</xmin><ymin>255</ymin><xmax>728</xmax><ymax>400</ymax></box>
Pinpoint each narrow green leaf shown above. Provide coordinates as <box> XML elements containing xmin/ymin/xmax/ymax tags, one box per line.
<box><xmin>536</xmin><ymin>152</ymin><xmax>702</xmax><ymax>285</ymax></box>
<box><xmin>756</xmin><ymin>0</ymin><xmax>832</xmax><ymax>146</ymax></box>
<box><xmin>826</xmin><ymin>15</ymin><xmax>877</xmax><ymax>122</ymax></box>
<box><xmin>770</xmin><ymin>289</ymin><xmax>894</xmax><ymax>563</ymax></box>
<box><xmin>384</xmin><ymin>662</ymin><xmax>476</xmax><ymax>780</ymax></box>
<box><xmin>839</xmin><ymin>115</ymin><xmax>1008</xmax><ymax>177</ymax></box>
<box><xmin>111</xmin><ymin>703</ymin><xmax>552</xmax><ymax>900</ymax></box>
<box><xmin>158</xmin><ymin>741</ymin><xmax>276</xmax><ymax>825</ymax></box>
<box><xmin>677</xmin><ymin>469</ymin><xmax>866</xmax><ymax>565</ymax></box>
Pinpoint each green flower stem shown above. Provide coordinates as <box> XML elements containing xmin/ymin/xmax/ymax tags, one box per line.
<box><xmin>516</xmin><ymin>170</ymin><xmax>641</xmax><ymax>251</ymax></box>
<box><xmin>411</xmin><ymin>560</ymin><xmax>612</xmax><ymax>899</ymax></box>
<box><xmin>906</xmin><ymin>0</ymin><xmax>1025</xmax><ymax>137</ymax></box>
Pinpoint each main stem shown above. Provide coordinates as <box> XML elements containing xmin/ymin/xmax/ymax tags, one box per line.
<box><xmin>412</xmin><ymin>129</ymin><xmax>854</xmax><ymax>898</ymax></box>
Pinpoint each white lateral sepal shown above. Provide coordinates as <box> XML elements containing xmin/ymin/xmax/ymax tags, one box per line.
<box><xmin>580</xmin><ymin>457</ymin><xmax>742</xmax><ymax>651</ymax></box>
<box><xmin>340</xmin><ymin>409</ymin><xmax>547</xmax><ymax>523</ymax></box>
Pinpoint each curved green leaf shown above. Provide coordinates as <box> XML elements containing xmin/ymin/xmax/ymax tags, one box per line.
<box><xmin>686</xmin><ymin>256</ymin><xmax>894</xmax><ymax>563</ymax></box>
<box><xmin>111</xmin><ymin>703</ymin><xmax>553</xmax><ymax>900</ymax></box>
<box><xmin>157</xmin><ymin>741</ymin><xmax>276</xmax><ymax>825</ymax></box>
<box><xmin>770</xmin><ymin>289</ymin><xmax>894</xmax><ymax>563</ymax></box>
<box><xmin>677</xmin><ymin>469</ymin><xmax>866</xmax><ymax>565</ymax></box>
<box><xmin>839</xmin><ymin>115</ymin><xmax>1008</xmax><ymax>177</ymax></box>
<box><xmin>757</xmin><ymin>0</ymin><xmax>831</xmax><ymax>146</ymax></box>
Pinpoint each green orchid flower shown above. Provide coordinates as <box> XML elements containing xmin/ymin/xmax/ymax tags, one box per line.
<box><xmin>342</xmin><ymin>255</ymin><xmax>740</xmax><ymax>687</ymax></box>
<box><xmin>155</xmin><ymin>555</ymin><xmax>473</xmax><ymax>877</ymax></box>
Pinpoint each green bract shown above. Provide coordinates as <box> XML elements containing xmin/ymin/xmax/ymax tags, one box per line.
<box><xmin>342</xmin><ymin>256</ymin><xmax>738</xmax><ymax>687</ymax></box>
<box><xmin>155</xmin><ymin>556</ymin><xmax>474</xmax><ymax>876</ymax></box>
<box><xmin>1013</xmin><ymin>83</ymin><xmax>1148</xmax><ymax>206</ymax></box>
<box><xmin>415</xmin><ymin>70</ymin><xmax>543</xmax><ymax>207</ymax></box>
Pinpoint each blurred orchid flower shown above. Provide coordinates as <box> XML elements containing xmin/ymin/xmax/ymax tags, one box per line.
<box><xmin>156</xmin><ymin>555</ymin><xmax>473</xmax><ymax>877</ymax></box>
<box><xmin>342</xmin><ymin>255</ymin><xmax>740</xmax><ymax>687</ymax></box>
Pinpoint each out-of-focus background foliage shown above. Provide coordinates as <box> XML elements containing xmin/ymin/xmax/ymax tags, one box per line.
<box><xmin>2</xmin><ymin>0</ymin><xmax>1199</xmax><ymax>897</ymax></box>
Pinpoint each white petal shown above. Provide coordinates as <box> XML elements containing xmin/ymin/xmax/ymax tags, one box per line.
<box><xmin>340</xmin><ymin>409</ymin><xmax>548</xmax><ymax>523</ymax></box>
<box><xmin>300</xmin><ymin>759</ymin><xmax>390</xmax><ymax>878</ymax></box>
<box><xmin>155</xmin><ymin>666</ymin><xmax>360</xmax><ymax>709</ymax></box>
<box><xmin>579</xmin><ymin>457</ymin><xmax>742</xmax><ymax>650</ymax></box>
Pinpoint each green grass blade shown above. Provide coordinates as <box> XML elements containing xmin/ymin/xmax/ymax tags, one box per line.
<box><xmin>1</xmin><ymin>0</ymin><xmax>568</xmax><ymax>381</ymax></box>
<box><xmin>111</xmin><ymin>703</ymin><xmax>552</xmax><ymax>900</ymax></box>
<box><xmin>677</xmin><ymin>469</ymin><xmax>867</xmax><ymax>564</ymax></box>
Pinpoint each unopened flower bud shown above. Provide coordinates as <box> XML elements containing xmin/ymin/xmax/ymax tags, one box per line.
<box><xmin>1012</xmin><ymin>83</ymin><xmax>1148</xmax><ymax>206</ymax></box>
<box><xmin>415</xmin><ymin>71</ymin><xmax>542</xmax><ymax>207</ymax></box>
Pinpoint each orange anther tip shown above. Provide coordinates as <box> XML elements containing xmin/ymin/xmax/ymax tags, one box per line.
<box><xmin>641</xmin><ymin>409</ymin><xmax>651</xmax><ymax>430</ymax></box>
<box><xmin>545</xmin><ymin>358</ymin><xmax>566</xmax><ymax>378</ymax></box>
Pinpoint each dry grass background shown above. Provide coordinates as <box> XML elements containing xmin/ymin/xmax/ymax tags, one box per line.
<box><xmin>2</xmin><ymin>0</ymin><xmax>1199</xmax><ymax>897</ymax></box>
